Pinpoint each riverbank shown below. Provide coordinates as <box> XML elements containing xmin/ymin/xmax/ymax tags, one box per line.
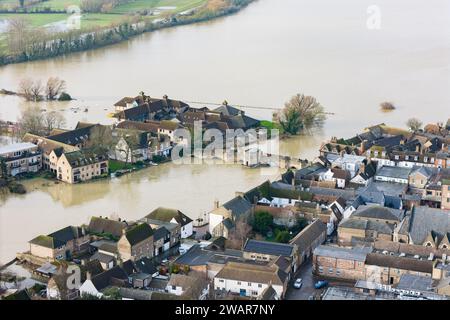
<box><xmin>0</xmin><ymin>0</ymin><xmax>256</xmax><ymax>66</ymax></box>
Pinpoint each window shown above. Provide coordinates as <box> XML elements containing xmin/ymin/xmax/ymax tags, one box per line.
<box><xmin>219</xmin><ymin>279</ymin><xmax>224</xmax><ymax>283</ymax></box>
<box><xmin>172</xmin><ymin>285</ymin><xmax>176</xmax><ymax>290</ymax></box>
<box><xmin>336</xmin><ymin>270</ymin><xmax>341</xmax><ymax>276</ymax></box>
<box><xmin>248</xmin><ymin>282</ymin><xmax>252</xmax><ymax>286</ymax></box>
<box><xmin>258</xmin><ymin>284</ymin><xmax>262</xmax><ymax>288</ymax></box>
<box><xmin>318</xmin><ymin>266</ymin><xmax>323</xmax><ymax>273</ymax></box>
<box><xmin>237</xmin><ymin>281</ymin><xmax>241</xmax><ymax>285</ymax></box>
<box><xmin>328</xmin><ymin>268</ymin><xmax>333</xmax><ymax>274</ymax></box>
<box><xmin>252</xmin><ymin>291</ymin><xmax>258</xmax><ymax>296</ymax></box>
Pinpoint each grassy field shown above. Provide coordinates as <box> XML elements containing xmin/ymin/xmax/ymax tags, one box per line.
<box><xmin>0</xmin><ymin>13</ymin><xmax>70</xmax><ymax>26</ymax></box>
<box><xmin>0</xmin><ymin>0</ymin><xmax>209</xmax><ymax>29</ymax></box>
<box><xmin>29</xmin><ymin>0</ymin><xmax>82</xmax><ymax>10</ymax></box>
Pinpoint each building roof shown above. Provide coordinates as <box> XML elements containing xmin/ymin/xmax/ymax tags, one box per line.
<box><xmin>339</xmin><ymin>218</ymin><xmax>394</xmax><ymax>235</ymax></box>
<box><xmin>88</xmin><ymin>217</ymin><xmax>127</xmax><ymax>238</ymax></box>
<box><xmin>124</xmin><ymin>223</ymin><xmax>154</xmax><ymax>246</ymax></box>
<box><xmin>313</xmin><ymin>245</ymin><xmax>372</xmax><ymax>262</ymax></box>
<box><xmin>352</xmin><ymin>204</ymin><xmax>404</xmax><ymax>221</ymax></box>
<box><xmin>365</xmin><ymin>253</ymin><xmax>433</xmax><ymax>274</ymax></box>
<box><xmin>29</xmin><ymin>225</ymin><xmax>85</xmax><ymax>248</ymax></box>
<box><xmin>213</xmin><ymin>104</ymin><xmax>241</xmax><ymax>116</ymax></box>
<box><xmin>408</xmin><ymin>206</ymin><xmax>450</xmax><ymax>245</ymax></box>
<box><xmin>0</xmin><ymin>142</ymin><xmax>37</xmax><ymax>155</ymax></box>
<box><xmin>243</xmin><ymin>239</ymin><xmax>295</xmax><ymax>257</ymax></box>
<box><xmin>215</xmin><ymin>262</ymin><xmax>288</xmax><ymax>286</ymax></box>
<box><xmin>63</xmin><ymin>147</ymin><xmax>108</xmax><ymax>168</ymax></box>
<box><xmin>47</xmin><ymin>124</ymin><xmax>96</xmax><ymax>146</ymax></box>
<box><xmin>289</xmin><ymin>220</ymin><xmax>327</xmax><ymax>253</ymax></box>
<box><xmin>396</xmin><ymin>274</ymin><xmax>433</xmax><ymax>292</ymax></box>
<box><xmin>375</xmin><ymin>165</ymin><xmax>412</xmax><ymax>180</ymax></box>
<box><xmin>153</xmin><ymin>226</ymin><xmax>170</xmax><ymax>241</ymax></box>
<box><xmin>134</xmin><ymin>256</ymin><xmax>158</xmax><ymax>275</ymax></box>
<box><xmin>90</xmin><ymin>266</ymin><xmax>128</xmax><ymax>291</ymax></box>
<box><xmin>221</xmin><ymin>196</ymin><xmax>253</xmax><ymax>218</ymax></box>
<box><xmin>23</xmin><ymin>133</ymin><xmax>79</xmax><ymax>155</ymax></box>
<box><xmin>145</xmin><ymin>207</ymin><xmax>192</xmax><ymax>227</ymax></box>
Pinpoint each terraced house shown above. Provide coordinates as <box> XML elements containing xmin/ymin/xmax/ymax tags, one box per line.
<box><xmin>28</xmin><ymin>226</ymin><xmax>89</xmax><ymax>261</ymax></box>
<box><xmin>117</xmin><ymin>223</ymin><xmax>154</xmax><ymax>262</ymax></box>
<box><xmin>0</xmin><ymin>142</ymin><xmax>42</xmax><ymax>177</ymax></box>
<box><xmin>56</xmin><ymin>147</ymin><xmax>108</xmax><ymax>184</ymax></box>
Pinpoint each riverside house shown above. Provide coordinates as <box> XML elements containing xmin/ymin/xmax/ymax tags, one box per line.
<box><xmin>117</xmin><ymin>223</ymin><xmax>154</xmax><ymax>262</ymax></box>
<box><xmin>0</xmin><ymin>142</ymin><xmax>42</xmax><ymax>177</ymax></box>
<box><xmin>56</xmin><ymin>147</ymin><xmax>108</xmax><ymax>184</ymax></box>
<box><xmin>144</xmin><ymin>207</ymin><xmax>193</xmax><ymax>239</ymax></box>
<box><xmin>28</xmin><ymin>226</ymin><xmax>90</xmax><ymax>262</ymax></box>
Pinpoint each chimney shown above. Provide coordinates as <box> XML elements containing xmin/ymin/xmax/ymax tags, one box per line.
<box><xmin>86</xmin><ymin>271</ymin><xmax>92</xmax><ymax>280</ymax></box>
<box><xmin>235</xmin><ymin>191</ymin><xmax>244</xmax><ymax>198</ymax></box>
<box><xmin>163</xmin><ymin>94</ymin><xmax>168</xmax><ymax>101</ymax></box>
<box><xmin>415</xmin><ymin>145</ymin><xmax>420</xmax><ymax>152</ymax></box>
<box><xmin>214</xmin><ymin>200</ymin><xmax>220</xmax><ymax>209</ymax></box>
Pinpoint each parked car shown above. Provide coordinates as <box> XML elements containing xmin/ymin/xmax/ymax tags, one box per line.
<box><xmin>293</xmin><ymin>278</ymin><xmax>303</xmax><ymax>289</ymax></box>
<box><xmin>314</xmin><ymin>280</ymin><xmax>328</xmax><ymax>289</ymax></box>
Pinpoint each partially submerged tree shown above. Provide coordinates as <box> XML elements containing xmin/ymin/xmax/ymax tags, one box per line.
<box><xmin>46</xmin><ymin>77</ymin><xmax>66</xmax><ymax>100</ymax></box>
<box><xmin>275</xmin><ymin>94</ymin><xmax>326</xmax><ymax>135</ymax></box>
<box><xmin>17</xmin><ymin>106</ymin><xmax>44</xmax><ymax>136</ymax></box>
<box><xmin>406</xmin><ymin>118</ymin><xmax>423</xmax><ymax>132</ymax></box>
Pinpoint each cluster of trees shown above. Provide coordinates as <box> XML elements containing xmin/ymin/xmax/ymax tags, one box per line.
<box><xmin>406</xmin><ymin>118</ymin><xmax>423</xmax><ymax>132</ymax></box>
<box><xmin>1</xmin><ymin>17</ymin><xmax>146</xmax><ymax>65</ymax></box>
<box><xmin>253</xmin><ymin>211</ymin><xmax>308</xmax><ymax>243</ymax></box>
<box><xmin>274</xmin><ymin>93</ymin><xmax>326</xmax><ymax>135</ymax></box>
<box><xmin>18</xmin><ymin>77</ymin><xmax>69</xmax><ymax>101</ymax></box>
<box><xmin>16</xmin><ymin>106</ymin><xmax>66</xmax><ymax>136</ymax></box>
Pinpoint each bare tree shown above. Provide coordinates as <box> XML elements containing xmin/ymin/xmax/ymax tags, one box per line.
<box><xmin>18</xmin><ymin>78</ymin><xmax>33</xmax><ymax>101</ymax></box>
<box><xmin>17</xmin><ymin>106</ymin><xmax>45</xmax><ymax>136</ymax></box>
<box><xmin>87</xmin><ymin>125</ymin><xmax>114</xmax><ymax>150</ymax></box>
<box><xmin>43</xmin><ymin>111</ymin><xmax>66</xmax><ymax>134</ymax></box>
<box><xmin>226</xmin><ymin>216</ymin><xmax>252</xmax><ymax>250</ymax></box>
<box><xmin>30</xmin><ymin>80</ymin><xmax>43</xmax><ymax>101</ymax></box>
<box><xmin>46</xmin><ymin>77</ymin><xmax>67</xmax><ymax>100</ymax></box>
<box><xmin>6</xmin><ymin>18</ymin><xmax>30</xmax><ymax>54</ymax></box>
<box><xmin>275</xmin><ymin>94</ymin><xmax>326</xmax><ymax>135</ymax></box>
<box><xmin>406</xmin><ymin>118</ymin><xmax>423</xmax><ymax>132</ymax></box>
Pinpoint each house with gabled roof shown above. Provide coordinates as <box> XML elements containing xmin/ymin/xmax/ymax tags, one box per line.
<box><xmin>56</xmin><ymin>147</ymin><xmax>108</xmax><ymax>184</ymax></box>
<box><xmin>213</xmin><ymin>261</ymin><xmax>288</xmax><ymax>299</ymax></box>
<box><xmin>144</xmin><ymin>207</ymin><xmax>193</xmax><ymax>238</ymax></box>
<box><xmin>117</xmin><ymin>223</ymin><xmax>154</xmax><ymax>262</ymax></box>
<box><xmin>79</xmin><ymin>265</ymin><xmax>129</xmax><ymax>298</ymax></box>
<box><xmin>209</xmin><ymin>196</ymin><xmax>253</xmax><ymax>238</ymax></box>
<box><xmin>29</xmin><ymin>226</ymin><xmax>89</xmax><ymax>261</ymax></box>
<box><xmin>88</xmin><ymin>216</ymin><xmax>128</xmax><ymax>240</ymax></box>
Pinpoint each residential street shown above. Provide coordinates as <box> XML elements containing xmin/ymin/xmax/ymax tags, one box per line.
<box><xmin>285</xmin><ymin>259</ymin><xmax>319</xmax><ymax>300</ymax></box>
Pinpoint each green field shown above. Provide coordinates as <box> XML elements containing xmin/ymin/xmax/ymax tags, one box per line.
<box><xmin>0</xmin><ymin>0</ymin><xmax>208</xmax><ymax>29</ymax></box>
<box><xmin>0</xmin><ymin>13</ymin><xmax>70</xmax><ymax>26</ymax></box>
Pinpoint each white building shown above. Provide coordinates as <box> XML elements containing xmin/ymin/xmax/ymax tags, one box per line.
<box><xmin>0</xmin><ymin>142</ymin><xmax>42</xmax><ymax>176</ymax></box>
<box><xmin>214</xmin><ymin>262</ymin><xmax>288</xmax><ymax>299</ymax></box>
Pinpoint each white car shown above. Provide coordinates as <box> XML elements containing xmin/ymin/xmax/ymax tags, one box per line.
<box><xmin>293</xmin><ymin>278</ymin><xmax>303</xmax><ymax>289</ymax></box>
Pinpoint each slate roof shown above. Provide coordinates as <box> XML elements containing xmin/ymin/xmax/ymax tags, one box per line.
<box><xmin>243</xmin><ymin>239</ymin><xmax>295</xmax><ymax>257</ymax></box>
<box><xmin>352</xmin><ymin>204</ymin><xmax>404</xmax><ymax>221</ymax></box>
<box><xmin>145</xmin><ymin>207</ymin><xmax>192</xmax><ymax>227</ymax></box>
<box><xmin>408</xmin><ymin>206</ymin><xmax>450</xmax><ymax>245</ymax></box>
<box><xmin>63</xmin><ymin>147</ymin><xmax>108</xmax><ymax>168</ymax></box>
<box><xmin>213</xmin><ymin>104</ymin><xmax>241</xmax><ymax>116</ymax></box>
<box><xmin>222</xmin><ymin>196</ymin><xmax>253</xmax><ymax>218</ymax></box>
<box><xmin>134</xmin><ymin>256</ymin><xmax>158</xmax><ymax>275</ymax></box>
<box><xmin>376</xmin><ymin>165</ymin><xmax>412</xmax><ymax>180</ymax></box>
<box><xmin>153</xmin><ymin>226</ymin><xmax>170</xmax><ymax>241</ymax></box>
<box><xmin>116</xmin><ymin>120</ymin><xmax>160</xmax><ymax>133</ymax></box>
<box><xmin>30</xmin><ymin>226</ymin><xmax>85</xmax><ymax>248</ymax></box>
<box><xmin>339</xmin><ymin>218</ymin><xmax>394</xmax><ymax>235</ymax></box>
<box><xmin>396</xmin><ymin>274</ymin><xmax>433</xmax><ymax>292</ymax></box>
<box><xmin>22</xmin><ymin>133</ymin><xmax>78</xmax><ymax>155</ymax></box>
<box><xmin>289</xmin><ymin>220</ymin><xmax>327</xmax><ymax>252</ymax></box>
<box><xmin>90</xmin><ymin>266</ymin><xmax>128</xmax><ymax>291</ymax></box>
<box><xmin>29</xmin><ymin>235</ymin><xmax>65</xmax><ymax>249</ymax></box>
<box><xmin>88</xmin><ymin>217</ymin><xmax>127</xmax><ymax>238</ymax></box>
<box><xmin>47</xmin><ymin>125</ymin><xmax>97</xmax><ymax>146</ymax></box>
<box><xmin>313</xmin><ymin>245</ymin><xmax>372</xmax><ymax>262</ymax></box>
<box><xmin>365</xmin><ymin>253</ymin><xmax>433</xmax><ymax>274</ymax></box>
<box><xmin>124</xmin><ymin>223</ymin><xmax>154</xmax><ymax>246</ymax></box>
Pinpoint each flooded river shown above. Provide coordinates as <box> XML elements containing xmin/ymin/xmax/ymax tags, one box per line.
<box><xmin>0</xmin><ymin>0</ymin><xmax>450</xmax><ymax>263</ymax></box>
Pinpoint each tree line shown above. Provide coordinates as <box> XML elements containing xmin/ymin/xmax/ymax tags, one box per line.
<box><xmin>0</xmin><ymin>0</ymin><xmax>256</xmax><ymax>66</ymax></box>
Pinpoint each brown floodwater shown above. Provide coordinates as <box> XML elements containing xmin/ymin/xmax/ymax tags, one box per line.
<box><xmin>1</xmin><ymin>0</ymin><xmax>450</xmax><ymax>263</ymax></box>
